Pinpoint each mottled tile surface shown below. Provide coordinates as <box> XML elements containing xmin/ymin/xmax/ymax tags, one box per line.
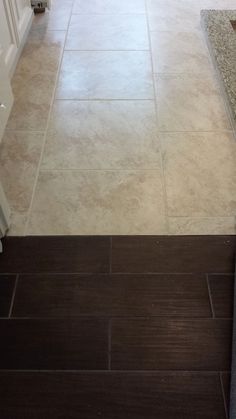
<box><xmin>169</xmin><ymin>217</ymin><xmax>236</xmax><ymax>235</ymax></box>
<box><xmin>151</xmin><ymin>31</ymin><xmax>212</xmax><ymax>74</ymax></box>
<box><xmin>161</xmin><ymin>131</ymin><xmax>236</xmax><ymax>217</ymax></box>
<box><xmin>0</xmin><ymin>131</ymin><xmax>44</xmax><ymax>212</ymax></box>
<box><xmin>147</xmin><ymin>0</ymin><xmax>202</xmax><ymax>32</ymax></box>
<box><xmin>155</xmin><ymin>74</ymin><xmax>230</xmax><ymax>131</ymax></box>
<box><xmin>66</xmin><ymin>14</ymin><xmax>149</xmax><ymax>50</ymax></box>
<box><xmin>7</xmin><ymin>31</ymin><xmax>65</xmax><ymax>131</ymax></box>
<box><xmin>42</xmin><ymin>100</ymin><xmax>161</xmax><ymax>170</ymax></box>
<box><xmin>56</xmin><ymin>51</ymin><xmax>154</xmax><ymax>99</ymax></box>
<box><xmin>27</xmin><ymin>170</ymin><xmax>167</xmax><ymax>235</ymax></box>
<box><xmin>1</xmin><ymin>1</ymin><xmax>235</xmax><ymax>236</ymax></box>
<box><xmin>72</xmin><ymin>0</ymin><xmax>146</xmax><ymax>14</ymax></box>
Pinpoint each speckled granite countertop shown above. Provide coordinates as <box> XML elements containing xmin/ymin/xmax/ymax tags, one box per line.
<box><xmin>201</xmin><ymin>9</ymin><xmax>236</xmax><ymax>128</ymax></box>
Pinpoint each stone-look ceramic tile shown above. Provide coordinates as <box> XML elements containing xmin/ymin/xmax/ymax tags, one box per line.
<box><xmin>147</xmin><ymin>0</ymin><xmax>201</xmax><ymax>32</ymax></box>
<box><xmin>42</xmin><ymin>100</ymin><xmax>161</xmax><ymax>170</ymax></box>
<box><xmin>168</xmin><ymin>217</ymin><xmax>236</xmax><ymax>235</ymax></box>
<box><xmin>161</xmin><ymin>132</ymin><xmax>236</xmax><ymax>217</ymax></box>
<box><xmin>15</xmin><ymin>30</ymin><xmax>66</xmax><ymax>75</ymax></box>
<box><xmin>50</xmin><ymin>0</ymin><xmax>73</xmax><ymax>9</ymax></box>
<box><xmin>72</xmin><ymin>0</ymin><xmax>146</xmax><ymax>14</ymax></box>
<box><xmin>200</xmin><ymin>0</ymin><xmax>236</xmax><ymax>10</ymax></box>
<box><xmin>56</xmin><ymin>51</ymin><xmax>154</xmax><ymax>99</ymax></box>
<box><xmin>155</xmin><ymin>74</ymin><xmax>230</xmax><ymax>131</ymax></box>
<box><xmin>7</xmin><ymin>213</ymin><xmax>28</xmax><ymax>236</ymax></box>
<box><xmin>7</xmin><ymin>73</ymin><xmax>55</xmax><ymax>131</ymax></box>
<box><xmin>150</xmin><ymin>31</ymin><xmax>212</xmax><ymax>75</ymax></box>
<box><xmin>27</xmin><ymin>170</ymin><xmax>167</xmax><ymax>235</ymax></box>
<box><xmin>66</xmin><ymin>14</ymin><xmax>149</xmax><ymax>50</ymax></box>
<box><xmin>0</xmin><ymin>131</ymin><xmax>44</xmax><ymax>213</ymax></box>
<box><xmin>32</xmin><ymin>9</ymin><xmax>72</xmax><ymax>31</ymax></box>
<box><xmin>7</xmin><ymin>31</ymin><xmax>65</xmax><ymax>131</ymax></box>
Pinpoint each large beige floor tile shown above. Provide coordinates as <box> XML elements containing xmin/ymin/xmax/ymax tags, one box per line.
<box><xmin>147</xmin><ymin>0</ymin><xmax>201</xmax><ymax>32</ymax></box>
<box><xmin>32</xmin><ymin>0</ymin><xmax>73</xmax><ymax>29</ymax></box>
<box><xmin>0</xmin><ymin>131</ymin><xmax>44</xmax><ymax>213</ymax></box>
<box><xmin>7</xmin><ymin>31</ymin><xmax>65</xmax><ymax>131</ymax></box>
<box><xmin>42</xmin><ymin>100</ymin><xmax>161</xmax><ymax>170</ymax></box>
<box><xmin>32</xmin><ymin>9</ymin><xmax>72</xmax><ymax>30</ymax></box>
<box><xmin>200</xmin><ymin>0</ymin><xmax>236</xmax><ymax>10</ymax></box>
<box><xmin>168</xmin><ymin>217</ymin><xmax>236</xmax><ymax>235</ymax></box>
<box><xmin>161</xmin><ymin>132</ymin><xmax>236</xmax><ymax>217</ymax></box>
<box><xmin>72</xmin><ymin>0</ymin><xmax>146</xmax><ymax>14</ymax></box>
<box><xmin>66</xmin><ymin>14</ymin><xmax>149</xmax><ymax>50</ymax></box>
<box><xmin>56</xmin><ymin>51</ymin><xmax>154</xmax><ymax>99</ymax></box>
<box><xmin>151</xmin><ymin>31</ymin><xmax>212</xmax><ymax>74</ymax></box>
<box><xmin>7</xmin><ymin>212</ymin><xmax>28</xmax><ymax>236</ymax></box>
<box><xmin>7</xmin><ymin>73</ymin><xmax>55</xmax><ymax>131</ymax></box>
<box><xmin>155</xmin><ymin>74</ymin><xmax>230</xmax><ymax>131</ymax></box>
<box><xmin>57</xmin><ymin>51</ymin><xmax>153</xmax><ymax>99</ymax></box>
<box><xmin>15</xmin><ymin>30</ymin><xmax>66</xmax><ymax>76</ymax></box>
<box><xmin>51</xmin><ymin>0</ymin><xmax>73</xmax><ymax>9</ymax></box>
<box><xmin>27</xmin><ymin>170</ymin><xmax>167</xmax><ymax>235</ymax></box>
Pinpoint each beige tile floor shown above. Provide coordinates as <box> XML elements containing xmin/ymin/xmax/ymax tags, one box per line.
<box><xmin>0</xmin><ymin>0</ymin><xmax>236</xmax><ymax>235</ymax></box>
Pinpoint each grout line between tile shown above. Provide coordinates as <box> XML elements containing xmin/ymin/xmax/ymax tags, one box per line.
<box><xmin>144</xmin><ymin>0</ymin><xmax>170</xmax><ymax>233</ymax></box>
<box><xmin>5</xmin><ymin>129</ymin><xmax>46</xmax><ymax>134</ymax></box>
<box><xmin>220</xmin><ymin>372</ymin><xmax>229</xmax><ymax>419</ymax></box>
<box><xmin>54</xmin><ymin>97</ymin><xmax>155</xmax><ymax>101</ymax></box>
<box><xmin>109</xmin><ymin>237</ymin><xmax>112</xmax><ymax>274</ymax></box>
<box><xmin>23</xmin><ymin>3</ymin><xmax>75</xmax><ymax>235</ymax></box>
<box><xmin>8</xmin><ymin>274</ymin><xmax>19</xmax><ymax>318</ymax></box>
<box><xmin>206</xmin><ymin>274</ymin><xmax>216</xmax><ymax>318</ymax></box>
<box><xmin>108</xmin><ymin>318</ymin><xmax>112</xmax><ymax>370</ymax></box>
<box><xmin>167</xmin><ymin>216</ymin><xmax>236</xmax><ymax>219</ymax></box>
<box><xmin>0</xmin><ymin>271</ymin><xmax>233</xmax><ymax>276</ymax></box>
<box><xmin>64</xmin><ymin>49</ymin><xmax>151</xmax><ymax>52</ymax></box>
<box><xmin>2</xmin><ymin>316</ymin><xmax>232</xmax><ymax>321</ymax></box>
<box><xmin>71</xmin><ymin>13</ymin><xmax>147</xmax><ymax>16</ymax></box>
<box><xmin>37</xmin><ymin>168</ymin><xmax>175</xmax><ymax>172</ymax></box>
<box><xmin>0</xmin><ymin>369</ymin><xmax>228</xmax><ymax>374</ymax></box>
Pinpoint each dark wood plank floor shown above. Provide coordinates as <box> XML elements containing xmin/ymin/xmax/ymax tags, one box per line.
<box><xmin>0</xmin><ymin>235</ymin><xmax>235</xmax><ymax>419</ymax></box>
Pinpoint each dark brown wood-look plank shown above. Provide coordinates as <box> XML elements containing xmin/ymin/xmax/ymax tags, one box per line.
<box><xmin>221</xmin><ymin>372</ymin><xmax>231</xmax><ymax>419</ymax></box>
<box><xmin>13</xmin><ymin>273</ymin><xmax>211</xmax><ymax>318</ymax></box>
<box><xmin>111</xmin><ymin>318</ymin><xmax>232</xmax><ymax>371</ymax></box>
<box><xmin>112</xmin><ymin>236</ymin><xmax>236</xmax><ymax>273</ymax></box>
<box><xmin>0</xmin><ymin>275</ymin><xmax>16</xmax><ymax>317</ymax></box>
<box><xmin>208</xmin><ymin>275</ymin><xmax>234</xmax><ymax>318</ymax></box>
<box><xmin>0</xmin><ymin>371</ymin><xmax>227</xmax><ymax>419</ymax></box>
<box><xmin>0</xmin><ymin>318</ymin><xmax>108</xmax><ymax>370</ymax></box>
<box><xmin>0</xmin><ymin>236</ymin><xmax>110</xmax><ymax>273</ymax></box>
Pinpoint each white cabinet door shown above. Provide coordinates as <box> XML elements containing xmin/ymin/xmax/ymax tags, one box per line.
<box><xmin>0</xmin><ymin>0</ymin><xmax>33</xmax><ymax>76</ymax></box>
<box><xmin>0</xmin><ymin>1</ymin><xmax>18</xmax><ymax>74</ymax></box>
<box><xmin>10</xmin><ymin>0</ymin><xmax>33</xmax><ymax>45</ymax></box>
<box><xmin>0</xmin><ymin>48</ymin><xmax>14</xmax><ymax>141</ymax></box>
<box><xmin>0</xmin><ymin>50</ymin><xmax>12</xmax><ymax>237</ymax></box>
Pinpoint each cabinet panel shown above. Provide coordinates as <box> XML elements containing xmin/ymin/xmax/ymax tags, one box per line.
<box><xmin>0</xmin><ymin>49</ymin><xmax>14</xmax><ymax>141</ymax></box>
<box><xmin>10</xmin><ymin>0</ymin><xmax>33</xmax><ymax>44</ymax></box>
<box><xmin>0</xmin><ymin>1</ymin><xmax>18</xmax><ymax>74</ymax></box>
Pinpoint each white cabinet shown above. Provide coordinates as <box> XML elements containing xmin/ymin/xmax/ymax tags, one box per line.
<box><xmin>0</xmin><ymin>49</ymin><xmax>12</xmax><ymax>236</ymax></box>
<box><xmin>0</xmin><ymin>1</ymin><xmax>33</xmax><ymax>236</ymax></box>
<box><xmin>0</xmin><ymin>1</ymin><xmax>18</xmax><ymax>75</ymax></box>
<box><xmin>0</xmin><ymin>182</ymin><xmax>11</xmax><ymax>241</ymax></box>
<box><xmin>0</xmin><ymin>48</ymin><xmax>14</xmax><ymax>140</ymax></box>
<box><xmin>0</xmin><ymin>0</ymin><xmax>33</xmax><ymax>77</ymax></box>
<box><xmin>10</xmin><ymin>0</ymin><xmax>33</xmax><ymax>45</ymax></box>
<box><xmin>0</xmin><ymin>0</ymin><xmax>33</xmax><ymax>136</ymax></box>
